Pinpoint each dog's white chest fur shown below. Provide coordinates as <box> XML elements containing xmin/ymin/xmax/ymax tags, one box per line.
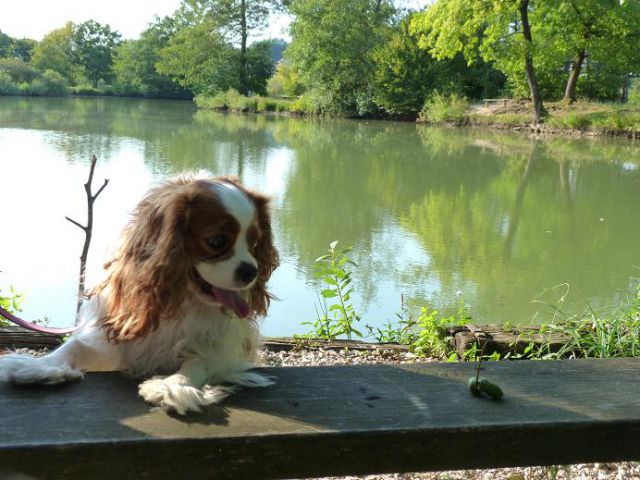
<box><xmin>74</xmin><ymin>296</ymin><xmax>258</xmax><ymax>377</ymax></box>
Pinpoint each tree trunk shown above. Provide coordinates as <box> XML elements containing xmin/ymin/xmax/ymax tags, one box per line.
<box><xmin>621</xmin><ymin>73</ymin><xmax>630</xmax><ymax>103</ymax></box>
<box><xmin>240</xmin><ymin>0</ymin><xmax>248</xmax><ymax>96</ymax></box>
<box><xmin>519</xmin><ymin>0</ymin><xmax>545</xmax><ymax>124</ymax></box>
<box><xmin>563</xmin><ymin>49</ymin><xmax>586</xmax><ymax>103</ymax></box>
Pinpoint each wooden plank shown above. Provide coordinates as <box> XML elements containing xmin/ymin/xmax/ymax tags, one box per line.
<box><xmin>0</xmin><ymin>327</ymin><xmax>408</xmax><ymax>352</ymax></box>
<box><xmin>0</xmin><ymin>326</ymin><xmax>63</xmax><ymax>349</ymax></box>
<box><xmin>1</xmin><ymin>358</ymin><xmax>640</xmax><ymax>479</ymax></box>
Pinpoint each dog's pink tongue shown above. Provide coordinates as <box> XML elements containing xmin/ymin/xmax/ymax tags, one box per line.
<box><xmin>211</xmin><ymin>286</ymin><xmax>251</xmax><ymax>318</ymax></box>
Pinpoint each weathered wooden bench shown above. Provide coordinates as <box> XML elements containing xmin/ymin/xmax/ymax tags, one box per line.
<box><xmin>2</xmin><ymin>358</ymin><xmax>640</xmax><ymax>479</ymax></box>
<box><xmin>483</xmin><ymin>98</ymin><xmax>509</xmax><ymax>111</ymax></box>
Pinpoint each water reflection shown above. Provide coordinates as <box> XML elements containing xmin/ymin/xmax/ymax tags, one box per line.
<box><xmin>1</xmin><ymin>97</ymin><xmax>639</xmax><ymax>336</ymax></box>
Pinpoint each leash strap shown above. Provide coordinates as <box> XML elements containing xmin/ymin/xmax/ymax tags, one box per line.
<box><xmin>0</xmin><ymin>305</ymin><xmax>77</xmax><ymax>335</ymax></box>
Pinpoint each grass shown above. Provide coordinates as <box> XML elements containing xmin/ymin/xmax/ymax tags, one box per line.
<box><xmin>466</xmin><ymin>100</ymin><xmax>640</xmax><ymax>136</ymax></box>
<box><xmin>529</xmin><ymin>288</ymin><xmax>640</xmax><ymax>359</ymax></box>
<box><xmin>418</xmin><ymin>92</ymin><xmax>469</xmax><ymax>124</ymax></box>
<box><xmin>195</xmin><ymin>89</ymin><xmax>294</xmax><ymax>114</ymax></box>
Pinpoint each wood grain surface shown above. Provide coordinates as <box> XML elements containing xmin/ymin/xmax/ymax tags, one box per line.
<box><xmin>1</xmin><ymin>358</ymin><xmax>639</xmax><ymax>479</ymax></box>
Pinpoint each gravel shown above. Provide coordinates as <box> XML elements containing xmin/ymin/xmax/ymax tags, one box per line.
<box><xmin>257</xmin><ymin>346</ymin><xmax>640</xmax><ymax>480</ymax></box>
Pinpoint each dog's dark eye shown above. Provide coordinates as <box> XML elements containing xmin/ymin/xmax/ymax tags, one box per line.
<box><xmin>207</xmin><ymin>234</ymin><xmax>229</xmax><ymax>250</ymax></box>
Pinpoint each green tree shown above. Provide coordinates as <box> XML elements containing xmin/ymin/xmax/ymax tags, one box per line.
<box><xmin>537</xmin><ymin>0</ymin><xmax>640</xmax><ymax>103</ymax></box>
<box><xmin>72</xmin><ymin>20</ymin><xmax>122</xmax><ymax>86</ymax></box>
<box><xmin>0</xmin><ymin>58</ymin><xmax>39</xmax><ymax>83</ymax></box>
<box><xmin>30</xmin><ymin>23</ymin><xmax>77</xmax><ymax>83</ymax></box>
<box><xmin>244</xmin><ymin>40</ymin><xmax>276</xmax><ymax>95</ymax></box>
<box><xmin>267</xmin><ymin>60</ymin><xmax>304</xmax><ymax>97</ymax></box>
<box><xmin>186</xmin><ymin>0</ymin><xmax>280</xmax><ymax>95</ymax></box>
<box><xmin>412</xmin><ymin>0</ymin><xmax>546</xmax><ymax>123</ymax></box>
<box><xmin>0</xmin><ymin>31</ymin><xmax>12</xmax><ymax>58</ymax></box>
<box><xmin>286</xmin><ymin>0</ymin><xmax>397</xmax><ymax>116</ymax></box>
<box><xmin>0</xmin><ymin>30</ymin><xmax>37</xmax><ymax>61</ymax></box>
<box><xmin>113</xmin><ymin>17</ymin><xmax>190</xmax><ymax>98</ymax></box>
<box><xmin>10</xmin><ymin>38</ymin><xmax>36</xmax><ymax>62</ymax></box>
<box><xmin>158</xmin><ymin>18</ymin><xmax>239</xmax><ymax>95</ymax></box>
<box><xmin>372</xmin><ymin>15</ymin><xmax>505</xmax><ymax>116</ymax></box>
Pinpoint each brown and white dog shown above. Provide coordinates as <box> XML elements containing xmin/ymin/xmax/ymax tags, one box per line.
<box><xmin>0</xmin><ymin>174</ymin><xmax>279</xmax><ymax>414</ymax></box>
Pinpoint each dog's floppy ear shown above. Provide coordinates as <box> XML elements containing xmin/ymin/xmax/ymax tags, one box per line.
<box><xmin>247</xmin><ymin>191</ymin><xmax>279</xmax><ymax>317</ymax></box>
<box><xmin>98</xmin><ymin>182</ymin><xmax>194</xmax><ymax>342</ymax></box>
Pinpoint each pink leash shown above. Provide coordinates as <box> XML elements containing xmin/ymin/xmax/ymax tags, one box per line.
<box><xmin>0</xmin><ymin>305</ymin><xmax>77</xmax><ymax>335</ymax></box>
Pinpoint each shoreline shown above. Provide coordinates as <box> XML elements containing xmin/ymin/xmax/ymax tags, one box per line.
<box><xmin>198</xmin><ymin>104</ymin><xmax>640</xmax><ymax>140</ymax></box>
<box><xmin>2</xmin><ymin>94</ymin><xmax>637</xmax><ymax>140</ymax></box>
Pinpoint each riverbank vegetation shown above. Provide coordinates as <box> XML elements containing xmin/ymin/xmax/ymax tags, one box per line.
<box><xmin>304</xmin><ymin>241</ymin><xmax>640</xmax><ymax>361</ymax></box>
<box><xmin>1</xmin><ymin>1</ymin><xmax>638</xmax><ymax>129</ymax></box>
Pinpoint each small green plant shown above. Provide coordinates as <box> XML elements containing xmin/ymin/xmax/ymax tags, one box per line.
<box><xmin>303</xmin><ymin>241</ymin><xmax>362</xmax><ymax>340</ymax></box>
<box><xmin>366</xmin><ymin>294</ymin><xmax>416</xmax><ymax>344</ymax></box>
<box><xmin>0</xmin><ymin>285</ymin><xmax>25</xmax><ymax>327</ymax></box>
<box><xmin>366</xmin><ymin>294</ymin><xmax>471</xmax><ymax>358</ymax></box>
<box><xmin>468</xmin><ymin>341</ymin><xmax>504</xmax><ymax>400</ymax></box>
<box><xmin>410</xmin><ymin>303</ymin><xmax>470</xmax><ymax>357</ymax></box>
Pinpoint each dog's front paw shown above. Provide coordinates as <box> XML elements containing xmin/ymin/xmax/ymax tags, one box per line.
<box><xmin>138</xmin><ymin>376</ymin><xmax>234</xmax><ymax>415</ymax></box>
<box><xmin>0</xmin><ymin>354</ymin><xmax>83</xmax><ymax>385</ymax></box>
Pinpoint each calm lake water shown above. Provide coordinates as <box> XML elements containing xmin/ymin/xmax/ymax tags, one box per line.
<box><xmin>1</xmin><ymin>97</ymin><xmax>639</xmax><ymax>337</ymax></box>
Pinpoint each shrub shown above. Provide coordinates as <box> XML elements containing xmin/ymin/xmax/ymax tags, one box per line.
<box><xmin>225</xmin><ymin>88</ymin><xmax>247</xmax><ymax>111</ymax></box>
<box><xmin>548</xmin><ymin>113</ymin><xmax>592</xmax><ymax>131</ymax></box>
<box><xmin>195</xmin><ymin>90</ymin><xmax>293</xmax><ymax>114</ymax></box>
<box><xmin>267</xmin><ymin>61</ymin><xmax>304</xmax><ymax>98</ymax></box>
<box><xmin>290</xmin><ymin>94</ymin><xmax>315</xmax><ymax>114</ymax></box>
<box><xmin>195</xmin><ymin>91</ymin><xmax>227</xmax><ymax>109</ymax></box>
<box><xmin>0</xmin><ymin>58</ymin><xmax>39</xmax><ymax>83</ymax></box>
<box><xmin>255</xmin><ymin>96</ymin><xmax>291</xmax><ymax>112</ymax></box>
<box><xmin>419</xmin><ymin>92</ymin><xmax>469</xmax><ymax>124</ymax></box>
<box><xmin>70</xmin><ymin>84</ymin><xmax>101</xmax><ymax>96</ymax></box>
<box><xmin>590</xmin><ymin>111</ymin><xmax>640</xmax><ymax>133</ymax></box>
<box><xmin>41</xmin><ymin>70</ymin><xmax>70</xmax><ymax>96</ymax></box>
<box><xmin>18</xmin><ymin>82</ymin><xmax>36</xmax><ymax>95</ymax></box>
<box><xmin>0</xmin><ymin>72</ymin><xmax>20</xmax><ymax>95</ymax></box>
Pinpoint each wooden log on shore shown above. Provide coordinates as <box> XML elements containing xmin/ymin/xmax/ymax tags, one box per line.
<box><xmin>449</xmin><ymin>324</ymin><xmax>570</xmax><ymax>357</ymax></box>
<box><xmin>0</xmin><ymin>326</ymin><xmax>63</xmax><ymax>349</ymax></box>
<box><xmin>0</xmin><ymin>327</ymin><xmax>408</xmax><ymax>352</ymax></box>
<box><xmin>264</xmin><ymin>336</ymin><xmax>409</xmax><ymax>352</ymax></box>
<box><xmin>0</xmin><ymin>325</ymin><xmax>570</xmax><ymax>357</ymax></box>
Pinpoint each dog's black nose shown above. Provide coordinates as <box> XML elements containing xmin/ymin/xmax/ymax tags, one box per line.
<box><xmin>236</xmin><ymin>262</ymin><xmax>258</xmax><ymax>285</ymax></box>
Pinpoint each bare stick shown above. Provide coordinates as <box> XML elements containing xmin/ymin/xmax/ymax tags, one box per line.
<box><xmin>65</xmin><ymin>155</ymin><xmax>109</xmax><ymax>323</ymax></box>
